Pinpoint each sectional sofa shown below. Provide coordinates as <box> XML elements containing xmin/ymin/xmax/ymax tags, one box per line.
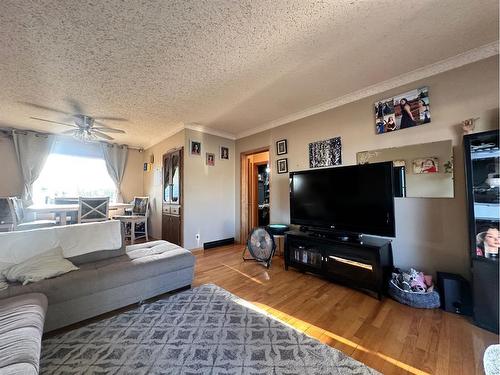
<box><xmin>0</xmin><ymin>220</ymin><xmax>195</xmax><ymax>373</ymax></box>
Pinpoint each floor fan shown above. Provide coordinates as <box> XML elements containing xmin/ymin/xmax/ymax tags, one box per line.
<box><xmin>242</xmin><ymin>227</ymin><xmax>276</xmax><ymax>268</ymax></box>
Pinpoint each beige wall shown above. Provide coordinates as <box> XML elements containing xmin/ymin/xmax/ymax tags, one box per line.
<box><xmin>121</xmin><ymin>148</ymin><xmax>144</xmax><ymax>203</ymax></box>
<box><xmin>183</xmin><ymin>129</ymin><xmax>235</xmax><ymax>249</ymax></box>
<box><xmin>0</xmin><ymin>136</ymin><xmax>23</xmax><ymax>197</ymax></box>
<box><xmin>142</xmin><ymin>130</ymin><xmax>185</xmax><ymax>240</ymax></box>
<box><xmin>235</xmin><ymin>56</ymin><xmax>499</xmax><ymax>278</ymax></box>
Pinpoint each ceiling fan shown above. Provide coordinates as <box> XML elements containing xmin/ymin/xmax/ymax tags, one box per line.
<box><xmin>23</xmin><ymin>99</ymin><xmax>127</xmax><ymax>142</ymax></box>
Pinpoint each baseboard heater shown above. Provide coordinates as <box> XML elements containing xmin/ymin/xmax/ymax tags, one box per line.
<box><xmin>203</xmin><ymin>237</ymin><xmax>235</xmax><ymax>249</ymax></box>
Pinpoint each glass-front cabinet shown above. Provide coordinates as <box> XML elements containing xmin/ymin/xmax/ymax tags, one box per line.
<box><xmin>464</xmin><ymin>129</ymin><xmax>499</xmax><ymax>333</ymax></box>
<box><xmin>162</xmin><ymin>148</ymin><xmax>183</xmax><ymax>246</ymax></box>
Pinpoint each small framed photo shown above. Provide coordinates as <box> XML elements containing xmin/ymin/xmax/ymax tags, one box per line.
<box><xmin>220</xmin><ymin>146</ymin><xmax>229</xmax><ymax>160</ymax></box>
<box><xmin>206</xmin><ymin>152</ymin><xmax>215</xmax><ymax>166</ymax></box>
<box><xmin>276</xmin><ymin>139</ymin><xmax>287</xmax><ymax>155</ymax></box>
<box><xmin>190</xmin><ymin>140</ymin><xmax>201</xmax><ymax>156</ymax></box>
<box><xmin>412</xmin><ymin>157</ymin><xmax>439</xmax><ymax>174</ymax></box>
<box><xmin>277</xmin><ymin>158</ymin><xmax>288</xmax><ymax>174</ymax></box>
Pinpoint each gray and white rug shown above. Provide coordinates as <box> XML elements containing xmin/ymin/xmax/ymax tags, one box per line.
<box><xmin>41</xmin><ymin>284</ymin><xmax>378</xmax><ymax>374</ymax></box>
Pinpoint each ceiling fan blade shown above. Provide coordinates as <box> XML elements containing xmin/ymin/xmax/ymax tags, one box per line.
<box><xmin>93</xmin><ymin>127</ymin><xmax>125</xmax><ymax>134</ymax></box>
<box><xmin>93</xmin><ymin>116</ymin><xmax>128</xmax><ymax>121</ymax></box>
<box><xmin>30</xmin><ymin>117</ymin><xmax>77</xmax><ymax>127</ymax></box>
<box><xmin>61</xmin><ymin>129</ymin><xmax>76</xmax><ymax>135</ymax></box>
<box><xmin>20</xmin><ymin>102</ymin><xmax>72</xmax><ymax>115</ymax></box>
<box><xmin>66</xmin><ymin>98</ymin><xmax>84</xmax><ymax>114</ymax></box>
<box><xmin>93</xmin><ymin>130</ymin><xmax>114</xmax><ymax>140</ymax></box>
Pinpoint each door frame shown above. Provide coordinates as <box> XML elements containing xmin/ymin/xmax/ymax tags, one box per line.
<box><xmin>240</xmin><ymin>147</ymin><xmax>270</xmax><ymax>245</ymax></box>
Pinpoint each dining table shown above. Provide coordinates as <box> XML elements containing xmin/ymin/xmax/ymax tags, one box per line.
<box><xmin>26</xmin><ymin>202</ymin><xmax>134</xmax><ymax>225</ymax></box>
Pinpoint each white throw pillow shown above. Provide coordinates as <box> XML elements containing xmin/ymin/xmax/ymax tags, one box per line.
<box><xmin>2</xmin><ymin>246</ymin><xmax>79</xmax><ymax>285</ymax></box>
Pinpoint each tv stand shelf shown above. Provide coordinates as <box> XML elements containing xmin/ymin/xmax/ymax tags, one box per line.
<box><xmin>284</xmin><ymin>231</ymin><xmax>393</xmax><ymax>299</ymax></box>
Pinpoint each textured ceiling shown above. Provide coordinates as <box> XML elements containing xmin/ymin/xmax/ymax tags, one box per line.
<box><xmin>0</xmin><ymin>0</ymin><xmax>498</xmax><ymax>147</ymax></box>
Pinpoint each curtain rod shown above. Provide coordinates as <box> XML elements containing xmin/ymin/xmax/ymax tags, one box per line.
<box><xmin>0</xmin><ymin>127</ymin><xmax>144</xmax><ymax>151</ymax></box>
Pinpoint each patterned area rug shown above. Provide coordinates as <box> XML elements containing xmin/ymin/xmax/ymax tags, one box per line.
<box><xmin>41</xmin><ymin>284</ymin><xmax>378</xmax><ymax>374</ymax></box>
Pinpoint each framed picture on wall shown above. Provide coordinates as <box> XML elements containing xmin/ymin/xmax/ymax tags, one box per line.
<box><xmin>190</xmin><ymin>140</ymin><xmax>201</xmax><ymax>156</ymax></box>
<box><xmin>220</xmin><ymin>146</ymin><xmax>229</xmax><ymax>160</ymax></box>
<box><xmin>412</xmin><ymin>157</ymin><xmax>439</xmax><ymax>174</ymax></box>
<box><xmin>276</xmin><ymin>139</ymin><xmax>287</xmax><ymax>155</ymax></box>
<box><xmin>277</xmin><ymin>158</ymin><xmax>288</xmax><ymax>174</ymax></box>
<box><xmin>206</xmin><ymin>152</ymin><xmax>215</xmax><ymax>166</ymax></box>
<box><xmin>309</xmin><ymin>137</ymin><xmax>342</xmax><ymax>168</ymax></box>
<box><xmin>374</xmin><ymin>86</ymin><xmax>430</xmax><ymax>134</ymax></box>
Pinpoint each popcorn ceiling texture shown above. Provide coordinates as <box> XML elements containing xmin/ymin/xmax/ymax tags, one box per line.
<box><xmin>0</xmin><ymin>0</ymin><xmax>498</xmax><ymax>147</ymax></box>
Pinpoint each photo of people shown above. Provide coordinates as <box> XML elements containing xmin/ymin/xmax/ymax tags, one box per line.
<box><xmin>412</xmin><ymin>157</ymin><xmax>439</xmax><ymax>174</ymax></box>
<box><xmin>374</xmin><ymin>87</ymin><xmax>430</xmax><ymax>134</ymax></box>
<box><xmin>206</xmin><ymin>152</ymin><xmax>215</xmax><ymax>166</ymax></box>
<box><xmin>220</xmin><ymin>146</ymin><xmax>229</xmax><ymax>160</ymax></box>
<box><xmin>476</xmin><ymin>226</ymin><xmax>499</xmax><ymax>259</ymax></box>
<box><xmin>190</xmin><ymin>140</ymin><xmax>201</xmax><ymax>156</ymax></box>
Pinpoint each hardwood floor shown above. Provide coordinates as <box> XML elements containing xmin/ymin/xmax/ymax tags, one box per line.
<box><xmin>193</xmin><ymin>244</ymin><xmax>499</xmax><ymax>375</ymax></box>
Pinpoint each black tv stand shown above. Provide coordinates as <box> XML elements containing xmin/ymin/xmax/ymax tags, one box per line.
<box><xmin>300</xmin><ymin>226</ymin><xmax>364</xmax><ymax>243</ymax></box>
<box><xmin>285</xmin><ymin>230</ymin><xmax>393</xmax><ymax>299</ymax></box>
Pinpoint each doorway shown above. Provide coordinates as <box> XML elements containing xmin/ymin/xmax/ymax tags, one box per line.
<box><xmin>240</xmin><ymin>148</ymin><xmax>270</xmax><ymax>245</ymax></box>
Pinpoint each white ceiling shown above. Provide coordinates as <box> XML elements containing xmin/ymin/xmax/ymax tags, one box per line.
<box><xmin>0</xmin><ymin>0</ymin><xmax>498</xmax><ymax>147</ymax></box>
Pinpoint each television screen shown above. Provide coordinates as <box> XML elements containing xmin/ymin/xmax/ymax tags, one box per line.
<box><xmin>290</xmin><ymin>162</ymin><xmax>395</xmax><ymax>237</ymax></box>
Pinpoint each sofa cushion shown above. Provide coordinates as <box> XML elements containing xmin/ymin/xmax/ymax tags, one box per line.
<box><xmin>0</xmin><ymin>275</ymin><xmax>7</xmax><ymax>291</ymax></box>
<box><xmin>0</xmin><ymin>244</ymin><xmax>194</xmax><ymax>304</ymax></box>
<box><xmin>0</xmin><ymin>221</ymin><xmax>123</xmax><ymax>273</ymax></box>
<box><xmin>0</xmin><ymin>293</ymin><xmax>47</xmax><ymax>374</ymax></box>
<box><xmin>66</xmin><ymin>223</ymin><xmax>126</xmax><ymax>266</ymax></box>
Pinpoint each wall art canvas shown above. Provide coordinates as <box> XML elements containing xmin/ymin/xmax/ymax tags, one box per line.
<box><xmin>375</xmin><ymin>87</ymin><xmax>430</xmax><ymax>134</ymax></box>
<box><xmin>309</xmin><ymin>137</ymin><xmax>342</xmax><ymax>168</ymax></box>
<box><xmin>412</xmin><ymin>157</ymin><xmax>439</xmax><ymax>174</ymax></box>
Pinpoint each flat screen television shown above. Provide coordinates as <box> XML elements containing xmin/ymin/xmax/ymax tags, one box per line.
<box><xmin>290</xmin><ymin>162</ymin><xmax>395</xmax><ymax>237</ymax></box>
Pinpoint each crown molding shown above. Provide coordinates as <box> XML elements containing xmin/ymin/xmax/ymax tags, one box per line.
<box><xmin>184</xmin><ymin>123</ymin><xmax>237</xmax><ymax>140</ymax></box>
<box><xmin>236</xmin><ymin>41</ymin><xmax>499</xmax><ymax>139</ymax></box>
<box><xmin>144</xmin><ymin>122</ymin><xmax>185</xmax><ymax>149</ymax></box>
<box><xmin>144</xmin><ymin>121</ymin><xmax>237</xmax><ymax>150</ymax></box>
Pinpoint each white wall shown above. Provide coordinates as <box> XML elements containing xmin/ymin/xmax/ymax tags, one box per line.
<box><xmin>235</xmin><ymin>56</ymin><xmax>499</xmax><ymax>278</ymax></box>
<box><xmin>183</xmin><ymin>129</ymin><xmax>235</xmax><ymax>249</ymax></box>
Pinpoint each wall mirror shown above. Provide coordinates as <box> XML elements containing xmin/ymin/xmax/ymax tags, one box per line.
<box><xmin>357</xmin><ymin>140</ymin><xmax>454</xmax><ymax>198</ymax></box>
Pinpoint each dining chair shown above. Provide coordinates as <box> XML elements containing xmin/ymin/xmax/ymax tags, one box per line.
<box><xmin>78</xmin><ymin>197</ymin><xmax>110</xmax><ymax>223</ymax></box>
<box><xmin>54</xmin><ymin>197</ymin><xmax>79</xmax><ymax>224</ymax></box>
<box><xmin>0</xmin><ymin>197</ymin><xmax>57</xmax><ymax>231</ymax></box>
<box><xmin>114</xmin><ymin>196</ymin><xmax>149</xmax><ymax>244</ymax></box>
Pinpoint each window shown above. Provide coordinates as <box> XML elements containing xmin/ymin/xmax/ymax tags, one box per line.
<box><xmin>32</xmin><ymin>140</ymin><xmax>116</xmax><ymax>204</ymax></box>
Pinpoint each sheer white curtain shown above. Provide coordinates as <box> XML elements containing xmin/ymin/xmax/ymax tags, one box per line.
<box><xmin>100</xmin><ymin>144</ymin><xmax>128</xmax><ymax>202</ymax></box>
<box><xmin>12</xmin><ymin>130</ymin><xmax>55</xmax><ymax>205</ymax></box>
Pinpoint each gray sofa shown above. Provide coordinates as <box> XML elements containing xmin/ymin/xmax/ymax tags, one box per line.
<box><xmin>0</xmin><ymin>222</ymin><xmax>195</xmax><ymax>332</ymax></box>
<box><xmin>0</xmin><ymin>293</ymin><xmax>47</xmax><ymax>374</ymax></box>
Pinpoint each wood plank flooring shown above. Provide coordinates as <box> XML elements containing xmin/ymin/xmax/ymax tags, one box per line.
<box><xmin>193</xmin><ymin>244</ymin><xmax>499</xmax><ymax>375</ymax></box>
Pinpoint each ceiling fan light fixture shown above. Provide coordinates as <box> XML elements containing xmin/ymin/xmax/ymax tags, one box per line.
<box><xmin>72</xmin><ymin>128</ymin><xmax>97</xmax><ymax>142</ymax></box>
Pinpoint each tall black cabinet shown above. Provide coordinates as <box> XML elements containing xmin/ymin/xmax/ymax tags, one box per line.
<box><xmin>464</xmin><ymin>130</ymin><xmax>499</xmax><ymax>333</ymax></box>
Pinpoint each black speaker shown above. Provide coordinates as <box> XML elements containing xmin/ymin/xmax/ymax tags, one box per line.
<box><xmin>436</xmin><ymin>272</ymin><xmax>472</xmax><ymax>315</ymax></box>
